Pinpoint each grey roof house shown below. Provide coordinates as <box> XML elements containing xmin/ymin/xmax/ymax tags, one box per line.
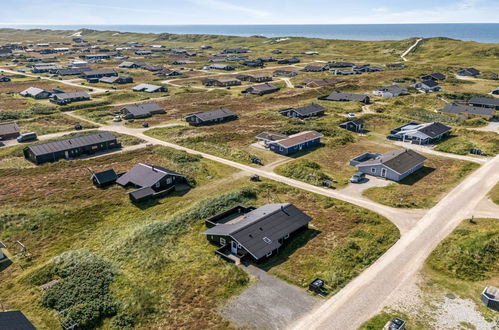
<box><xmin>243</xmin><ymin>83</ymin><xmax>280</xmax><ymax>96</ymax></box>
<box><xmin>24</xmin><ymin>132</ymin><xmax>120</xmax><ymax>165</ymax></box>
<box><xmin>481</xmin><ymin>286</ymin><xmax>499</xmax><ymax>311</ymax></box>
<box><xmin>388</xmin><ymin>122</ymin><xmax>451</xmax><ymax>145</ymax></box>
<box><xmin>185</xmin><ymin>108</ymin><xmax>237</xmax><ymax>126</ymax></box>
<box><xmin>351</xmin><ymin>149</ymin><xmax>427</xmax><ymax>182</ymax></box>
<box><xmin>468</xmin><ymin>96</ymin><xmax>499</xmax><ymax>110</ymax></box>
<box><xmin>0</xmin><ymin>122</ymin><xmax>21</xmax><ymax>141</ymax></box>
<box><xmin>204</xmin><ymin>203</ymin><xmax>312</xmax><ymax>263</ymax></box>
<box><xmin>319</xmin><ymin>91</ymin><xmax>370</xmax><ymax>104</ymax></box>
<box><xmin>51</xmin><ymin>91</ymin><xmax>91</xmax><ymax>105</ymax></box>
<box><xmin>279</xmin><ymin>104</ymin><xmax>325</xmax><ymax>119</ymax></box>
<box><xmin>116</xmin><ymin>163</ymin><xmax>187</xmax><ymax>202</ymax></box>
<box><xmin>99</xmin><ymin>76</ymin><xmax>133</xmax><ymax>84</ymax></box>
<box><xmin>132</xmin><ymin>83</ymin><xmax>167</xmax><ymax>93</ymax></box>
<box><xmin>91</xmin><ymin>169</ymin><xmax>118</xmax><ymax>187</ymax></box>
<box><xmin>413</xmin><ymin>80</ymin><xmax>441</xmax><ymax>93</ymax></box>
<box><xmin>440</xmin><ymin>103</ymin><xmax>495</xmax><ymax>120</ymax></box>
<box><xmin>457</xmin><ymin>67</ymin><xmax>480</xmax><ymax>76</ymax></box>
<box><xmin>119</xmin><ymin>103</ymin><xmax>165</xmax><ymax>119</ymax></box>
<box><xmin>340</xmin><ymin>119</ymin><xmax>364</xmax><ymax>133</ymax></box>
<box><xmin>20</xmin><ymin>87</ymin><xmax>51</xmax><ymax>99</ymax></box>
<box><xmin>373</xmin><ymin>85</ymin><xmax>408</xmax><ymax>98</ymax></box>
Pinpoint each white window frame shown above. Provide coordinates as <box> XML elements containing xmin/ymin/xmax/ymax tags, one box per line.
<box><xmin>371</xmin><ymin>168</ymin><xmax>376</xmax><ymax>174</ymax></box>
<box><xmin>220</xmin><ymin>237</ymin><xmax>226</xmax><ymax>246</ymax></box>
<box><xmin>284</xmin><ymin>234</ymin><xmax>290</xmax><ymax>239</ymax></box>
<box><xmin>266</xmin><ymin>251</ymin><xmax>272</xmax><ymax>257</ymax></box>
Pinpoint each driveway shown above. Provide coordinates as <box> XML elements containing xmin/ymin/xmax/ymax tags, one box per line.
<box><xmin>220</xmin><ymin>265</ymin><xmax>320</xmax><ymax>330</ymax></box>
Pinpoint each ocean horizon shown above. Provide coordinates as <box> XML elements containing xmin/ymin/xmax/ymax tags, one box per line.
<box><xmin>3</xmin><ymin>23</ymin><xmax>499</xmax><ymax>43</ymax></box>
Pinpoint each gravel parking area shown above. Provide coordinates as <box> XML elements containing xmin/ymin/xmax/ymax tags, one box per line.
<box><xmin>220</xmin><ymin>265</ymin><xmax>321</xmax><ymax>329</ymax></box>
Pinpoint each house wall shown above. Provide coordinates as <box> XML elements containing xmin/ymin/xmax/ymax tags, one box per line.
<box><xmin>269</xmin><ymin>138</ymin><xmax>321</xmax><ymax>155</ymax></box>
<box><xmin>358</xmin><ymin>162</ymin><xmax>424</xmax><ymax>182</ymax></box>
<box><xmin>25</xmin><ymin>139</ymin><xmax>121</xmax><ymax>165</ymax></box>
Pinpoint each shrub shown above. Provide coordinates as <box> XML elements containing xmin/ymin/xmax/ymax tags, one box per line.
<box><xmin>276</xmin><ymin>161</ymin><xmax>332</xmax><ymax>186</ymax></box>
<box><xmin>40</xmin><ymin>251</ymin><xmax>119</xmax><ymax>329</ymax></box>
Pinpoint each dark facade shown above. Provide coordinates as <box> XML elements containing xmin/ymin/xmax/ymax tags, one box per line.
<box><xmin>24</xmin><ymin>132</ymin><xmax>121</xmax><ymax>165</ymax></box>
<box><xmin>268</xmin><ymin>131</ymin><xmax>323</xmax><ymax>155</ymax></box>
<box><xmin>340</xmin><ymin>119</ymin><xmax>364</xmax><ymax>133</ymax></box>
<box><xmin>185</xmin><ymin>108</ymin><xmax>237</xmax><ymax>126</ymax></box>
<box><xmin>204</xmin><ymin>203</ymin><xmax>312</xmax><ymax>262</ymax></box>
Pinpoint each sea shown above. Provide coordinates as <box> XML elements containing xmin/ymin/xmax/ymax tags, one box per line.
<box><xmin>4</xmin><ymin>24</ymin><xmax>499</xmax><ymax>43</ymax></box>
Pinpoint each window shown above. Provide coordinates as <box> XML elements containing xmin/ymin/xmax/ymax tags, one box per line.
<box><xmin>371</xmin><ymin>168</ymin><xmax>376</xmax><ymax>174</ymax></box>
<box><xmin>166</xmin><ymin>178</ymin><xmax>172</xmax><ymax>185</ymax></box>
<box><xmin>155</xmin><ymin>182</ymin><xmax>161</xmax><ymax>188</ymax></box>
<box><xmin>220</xmin><ymin>237</ymin><xmax>226</xmax><ymax>246</ymax></box>
<box><xmin>263</xmin><ymin>237</ymin><xmax>272</xmax><ymax>244</ymax></box>
<box><xmin>284</xmin><ymin>234</ymin><xmax>290</xmax><ymax>239</ymax></box>
<box><xmin>266</xmin><ymin>251</ymin><xmax>272</xmax><ymax>257</ymax></box>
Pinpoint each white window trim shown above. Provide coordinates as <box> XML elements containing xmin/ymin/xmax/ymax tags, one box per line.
<box><xmin>220</xmin><ymin>237</ymin><xmax>226</xmax><ymax>246</ymax></box>
<box><xmin>266</xmin><ymin>251</ymin><xmax>272</xmax><ymax>257</ymax></box>
<box><xmin>371</xmin><ymin>168</ymin><xmax>376</xmax><ymax>174</ymax></box>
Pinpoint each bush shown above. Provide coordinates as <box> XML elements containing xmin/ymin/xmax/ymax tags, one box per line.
<box><xmin>276</xmin><ymin>161</ymin><xmax>332</xmax><ymax>186</ymax></box>
<box><xmin>40</xmin><ymin>251</ymin><xmax>119</xmax><ymax>329</ymax></box>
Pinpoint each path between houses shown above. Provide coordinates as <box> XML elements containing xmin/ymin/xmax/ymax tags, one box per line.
<box><xmin>288</xmin><ymin>154</ymin><xmax>499</xmax><ymax>330</ymax></box>
<box><xmin>220</xmin><ymin>265</ymin><xmax>321</xmax><ymax>330</ymax></box>
<box><xmin>0</xmin><ymin>68</ymin><xmax>110</xmax><ymax>94</ymax></box>
<box><xmin>400</xmin><ymin>38</ymin><xmax>423</xmax><ymax>61</ymax></box>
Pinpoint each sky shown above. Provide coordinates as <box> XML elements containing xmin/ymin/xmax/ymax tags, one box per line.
<box><xmin>1</xmin><ymin>0</ymin><xmax>499</xmax><ymax>25</ymax></box>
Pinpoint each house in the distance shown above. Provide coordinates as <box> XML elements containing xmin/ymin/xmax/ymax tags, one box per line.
<box><xmin>421</xmin><ymin>72</ymin><xmax>446</xmax><ymax>81</ymax></box>
<box><xmin>20</xmin><ymin>87</ymin><xmax>51</xmax><ymax>99</ymax></box>
<box><xmin>373</xmin><ymin>85</ymin><xmax>408</xmax><ymax>98</ymax></box>
<box><xmin>440</xmin><ymin>103</ymin><xmax>495</xmax><ymax>120</ymax></box>
<box><xmin>457</xmin><ymin>67</ymin><xmax>480</xmax><ymax>77</ymax></box>
<box><xmin>0</xmin><ymin>122</ymin><xmax>20</xmax><ymax>141</ymax></box>
<box><xmin>202</xmin><ymin>78</ymin><xmax>241</xmax><ymax>87</ymax></box>
<box><xmin>340</xmin><ymin>119</ymin><xmax>364</xmax><ymax>133</ymax></box>
<box><xmin>350</xmin><ymin>149</ymin><xmax>427</xmax><ymax>182</ymax></box>
<box><xmin>236</xmin><ymin>74</ymin><xmax>272</xmax><ymax>83</ymax></box>
<box><xmin>0</xmin><ymin>75</ymin><xmax>11</xmax><ymax>82</ymax></box>
<box><xmin>319</xmin><ymin>91</ymin><xmax>370</xmax><ymax>104</ymax></box>
<box><xmin>132</xmin><ymin>83</ymin><xmax>167</xmax><ymax>93</ymax></box>
<box><xmin>185</xmin><ymin>108</ymin><xmax>237</xmax><ymax>126</ymax></box>
<box><xmin>303</xmin><ymin>79</ymin><xmax>336</xmax><ymax>88</ymax></box>
<box><xmin>99</xmin><ymin>76</ymin><xmax>133</xmax><ymax>84</ymax></box>
<box><xmin>413</xmin><ymin>80</ymin><xmax>441</xmax><ymax>93</ymax></box>
<box><xmin>273</xmin><ymin>70</ymin><xmax>298</xmax><ymax>77</ymax></box>
<box><xmin>468</xmin><ymin>96</ymin><xmax>499</xmax><ymax>110</ymax></box>
<box><xmin>204</xmin><ymin>203</ymin><xmax>312</xmax><ymax>263</ymax></box>
<box><xmin>51</xmin><ymin>91</ymin><xmax>91</xmax><ymax>105</ymax></box>
<box><xmin>279</xmin><ymin>104</ymin><xmax>325</xmax><ymax>119</ymax></box>
<box><xmin>119</xmin><ymin>103</ymin><xmax>165</xmax><ymax>119</ymax></box>
<box><xmin>388</xmin><ymin>122</ymin><xmax>451</xmax><ymax>145</ymax></box>
<box><xmin>266</xmin><ymin>130</ymin><xmax>324</xmax><ymax>155</ymax></box>
<box><xmin>116</xmin><ymin>163</ymin><xmax>188</xmax><ymax>203</ymax></box>
<box><xmin>243</xmin><ymin>83</ymin><xmax>280</xmax><ymax>96</ymax></box>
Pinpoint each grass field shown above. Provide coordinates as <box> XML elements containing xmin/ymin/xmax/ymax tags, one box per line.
<box><xmin>361</xmin><ymin>217</ymin><xmax>499</xmax><ymax>329</ymax></box>
<box><xmin>363</xmin><ymin>157</ymin><xmax>479</xmax><ymax>208</ymax></box>
<box><xmin>0</xmin><ymin>143</ymin><xmax>399</xmax><ymax>329</ymax></box>
<box><xmin>489</xmin><ymin>182</ymin><xmax>499</xmax><ymax>205</ymax></box>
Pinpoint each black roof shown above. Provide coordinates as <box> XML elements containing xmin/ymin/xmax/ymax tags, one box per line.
<box><xmin>341</xmin><ymin>119</ymin><xmax>364</xmax><ymax>126</ymax></box>
<box><xmin>129</xmin><ymin>186</ymin><xmax>155</xmax><ymax>200</ymax></box>
<box><xmin>320</xmin><ymin>91</ymin><xmax>369</xmax><ymax>102</ymax></box>
<box><xmin>0</xmin><ymin>311</ymin><xmax>36</xmax><ymax>330</ymax></box>
<box><xmin>420</xmin><ymin>80</ymin><xmax>439</xmax><ymax>88</ymax></box>
<box><xmin>185</xmin><ymin>108</ymin><xmax>237</xmax><ymax>122</ymax></box>
<box><xmin>204</xmin><ymin>203</ymin><xmax>312</xmax><ymax>260</ymax></box>
<box><xmin>441</xmin><ymin>103</ymin><xmax>495</xmax><ymax>117</ymax></box>
<box><xmin>52</xmin><ymin>91</ymin><xmax>90</xmax><ymax>101</ymax></box>
<box><xmin>282</xmin><ymin>104</ymin><xmax>325</xmax><ymax>116</ymax></box>
<box><xmin>92</xmin><ymin>169</ymin><xmax>117</xmax><ymax>185</ymax></box>
<box><xmin>421</xmin><ymin>72</ymin><xmax>446</xmax><ymax>80</ymax></box>
<box><xmin>116</xmin><ymin>163</ymin><xmax>184</xmax><ymax>188</ymax></box>
<box><xmin>418</xmin><ymin>122</ymin><xmax>451</xmax><ymax>138</ymax></box>
<box><xmin>121</xmin><ymin>103</ymin><xmax>163</xmax><ymax>117</ymax></box>
<box><xmin>0</xmin><ymin>122</ymin><xmax>20</xmax><ymax>136</ymax></box>
<box><xmin>26</xmin><ymin>132</ymin><xmax>117</xmax><ymax>156</ymax></box>
<box><xmin>358</xmin><ymin>149</ymin><xmax>427</xmax><ymax>174</ymax></box>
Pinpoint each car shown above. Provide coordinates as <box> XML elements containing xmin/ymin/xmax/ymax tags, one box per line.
<box><xmin>347</xmin><ymin>113</ymin><xmax>356</xmax><ymax>118</ymax></box>
<box><xmin>388</xmin><ymin>318</ymin><xmax>406</xmax><ymax>330</ymax></box>
<box><xmin>142</xmin><ymin>122</ymin><xmax>149</xmax><ymax>128</ymax></box>
<box><xmin>350</xmin><ymin>171</ymin><xmax>366</xmax><ymax>183</ymax></box>
<box><xmin>112</xmin><ymin>116</ymin><xmax>122</xmax><ymax>122</ymax></box>
<box><xmin>294</xmin><ymin>85</ymin><xmax>303</xmax><ymax>88</ymax></box>
<box><xmin>17</xmin><ymin>69</ymin><xmax>26</xmax><ymax>73</ymax></box>
<box><xmin>17</xmin><ymin>132</ymin><xmax>37</xmax><ymax>143</ymax></box>
<box><xmin>74</xmin><ymin>124</ymin><xmax>82</xmax><ymax>130</ymax></box>
<box><xmin>386</xmin><ymin>134</ymin><xmax>402</xmax><ymax>141</ymax></box>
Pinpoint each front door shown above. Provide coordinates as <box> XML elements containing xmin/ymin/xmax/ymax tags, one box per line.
<box><xmin>231</xmin><ymin>241</ymin><xmax>238</xmax><ymax>255</ymax></box>
<box><xmin>381</xmin><ymin>168</ymin><xmax>387</xmax><ymax>177</ymax></box>
<box><xmin>64</xmin><ymin>151</ymin><xmax>70</xmax><ymax>159</ymax></box>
